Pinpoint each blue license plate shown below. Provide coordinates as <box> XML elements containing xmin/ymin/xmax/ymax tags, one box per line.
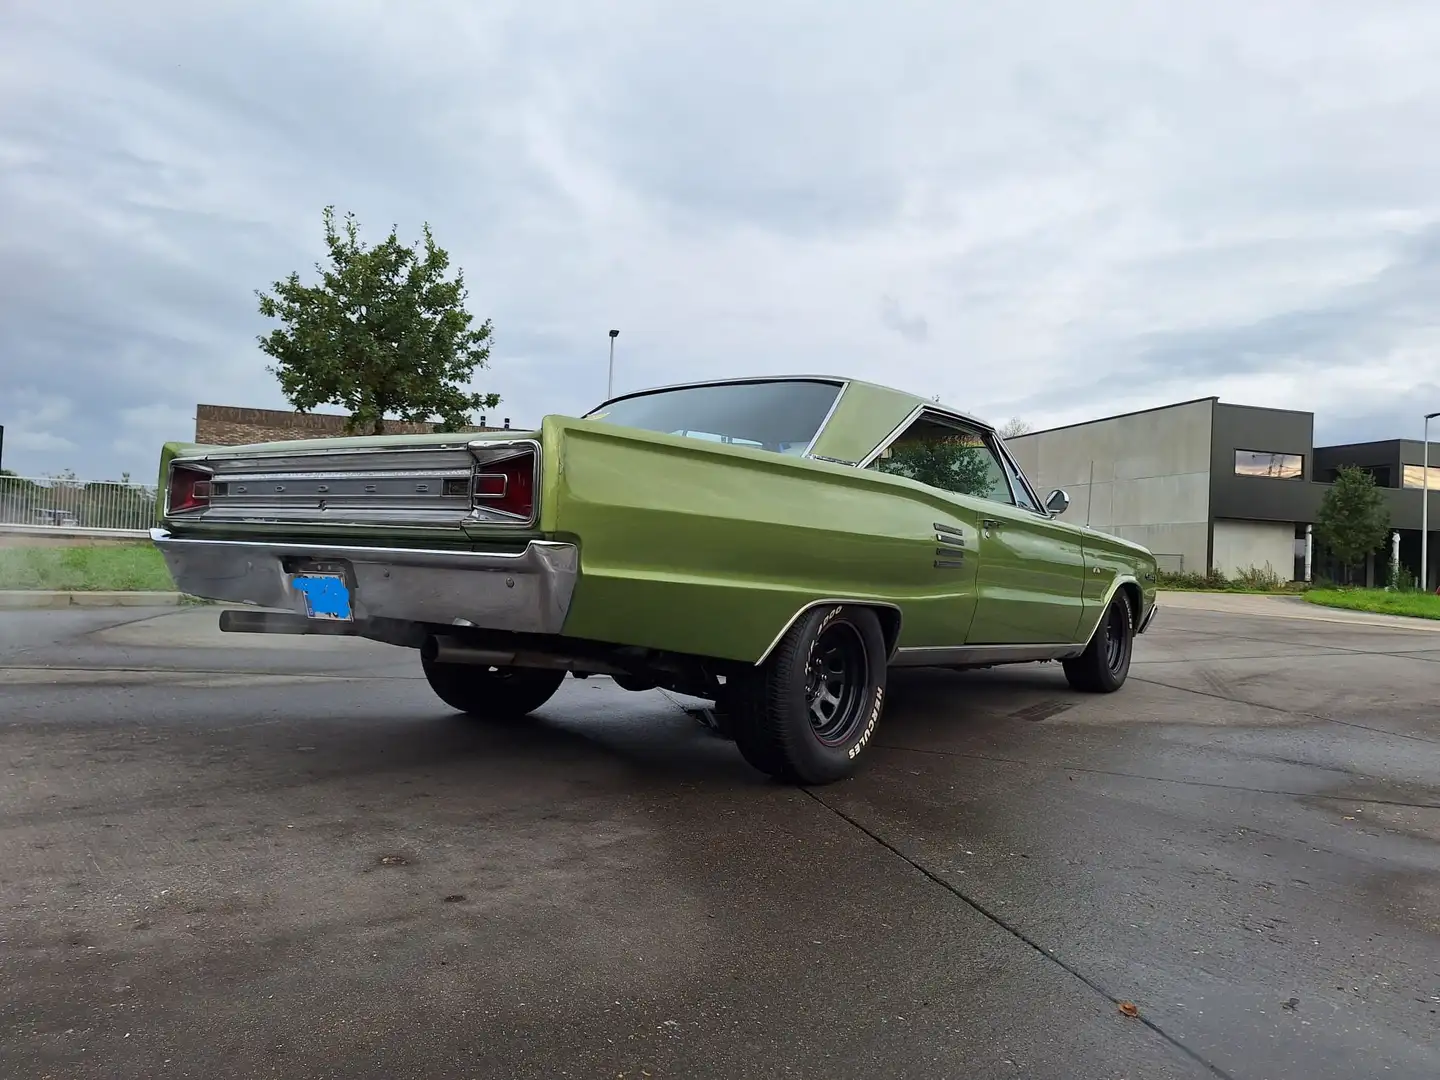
<box><xmin>291</xmin><ymin>573</ymin><xmax>353</xmax><ymax>621</ymax></box>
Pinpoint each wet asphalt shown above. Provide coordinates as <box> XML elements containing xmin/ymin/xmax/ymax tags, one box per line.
<box><xmin>0</xmin><ymin>598</ymin><xmax>1437</xmax><ymax>1079</ymax></box>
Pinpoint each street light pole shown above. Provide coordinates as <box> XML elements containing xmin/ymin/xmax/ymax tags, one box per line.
<box><xmin>1424</xmin><ymin>411</ymin><xmax>1439</xmax><ymax>593</ymax></box>
<box><xmin>607</xmin><ymin>329</ymin><xmax>620</xmax><ymax>400</ymax></box>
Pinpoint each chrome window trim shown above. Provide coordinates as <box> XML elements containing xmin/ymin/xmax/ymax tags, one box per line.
<box><xmin>582</xmin><ymin>376</ymin><xmax>851</xmax><ymax>462</ymax></box>
<box><xmin>799</xmin><ymin>381</ymin><xmax>850</xmax><ymax>458</ymax></box>
<box><xmin>586</xmin><ymin>374</ymin><xmax>848</xmax><ymax>415</ymax></box>
<box><xmin>855</xmin><ymin>403</ymin><xmax>928</xmax><ymax>470</ymax></box>
<box><xmin>992</xmin><ymin>439</ymin><xmax>1049</xmax><ymax>518</ymax></box>
<box><xmin>857</xmin><ymin>407</ymin><xmax>1020</xmax><ymax>509</ymax></box>
<box><xmin>856</xmin><ymin>402</ymin><xmax>1001</xmax><ymax>471</ymax></box>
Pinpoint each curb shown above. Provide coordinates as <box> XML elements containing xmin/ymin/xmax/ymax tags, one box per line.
<box><xmin>0</xmin><ymin>591</ymin><xmax>189</xmax><ymax>610</ymax></box>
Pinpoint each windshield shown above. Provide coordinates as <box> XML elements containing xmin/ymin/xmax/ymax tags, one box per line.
<box><xmin>586</xmin><ymin>380</ymin><xmax>842</xmax><ymax>456</ymax></box>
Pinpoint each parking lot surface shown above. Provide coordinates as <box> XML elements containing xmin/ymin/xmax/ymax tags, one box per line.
<box><xmin>2</xmin><ymin>596</ymin><xmax>1437</xmax><ymax>1079</ymax></box>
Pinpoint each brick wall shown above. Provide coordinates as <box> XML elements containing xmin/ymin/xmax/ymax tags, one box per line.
<box><xmin>194</xmin><ymin>404</ymin><xmax>517</xmax><ymax>445</ymax></box>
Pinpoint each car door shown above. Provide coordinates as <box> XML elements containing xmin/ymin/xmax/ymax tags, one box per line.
<box><xmin>870</xmin><ymin>410</ymin><xmax>1085</xmax><ymax>645</ymax></box>
<box><xmin>963</xmin><ymin>435</ymin><xmax>1088</xmax><ymax>644</ymax></box>
<box><xmin>867</xmin><ymin>409</ymin><xmax>1081</xmax><ymax>646</ymax></box>
<box><xmin>863</xmin><ymin>414</ymin><xmax>992</xmax><ymax>648</ymax></box>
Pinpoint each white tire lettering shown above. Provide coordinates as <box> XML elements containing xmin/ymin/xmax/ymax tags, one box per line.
<box><xmin>848</xmin><ymin>684</ymin><xmax>883</xmax><ymax>759</ymax></box>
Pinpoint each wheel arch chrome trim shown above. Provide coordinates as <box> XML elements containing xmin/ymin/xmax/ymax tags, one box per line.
<box><xmin>1079</xmin><ymin>574</ymin><xmax>1144</xmax><ymax>644</ymax></box>
<box><xmin>755</xmin><ymin>598</ymin><xmax>905</xmax><ymax>667</ymax></box>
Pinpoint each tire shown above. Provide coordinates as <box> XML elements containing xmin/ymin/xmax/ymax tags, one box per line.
<box><xmin>421</xmin><ymin>658</ymin><xmax>566</xmax><ymax>719</ymax></box>
<box><xmin>730</xmin><ymin>604</ymin><xmax>888</xmax><ymax>784</ymax></box>
<box><xmin>1063</xmin><ymin>591</ymin><xmax>1134</xmax><ymax>693</ymax></box>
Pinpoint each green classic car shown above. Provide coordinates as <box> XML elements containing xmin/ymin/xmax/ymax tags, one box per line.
<box><xmin>152</xmin><ymin>376</ymin><xmax>1157</xmax><ymax>784</ymax></box>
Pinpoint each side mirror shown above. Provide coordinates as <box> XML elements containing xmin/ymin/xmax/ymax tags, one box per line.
<box><xmin>1045</xmin><ymin>489</ymin><xmax>1070</xmax><ymax>516</ymax></box>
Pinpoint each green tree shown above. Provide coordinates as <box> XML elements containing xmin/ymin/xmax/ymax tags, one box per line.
<box><xmin>1315</xmin><ymin>465</ymin><xmax>1390</xmax><ymax>580</ymax></box>
<box><xmin>875</xmin><ymin>436</ymin><xmax>998</xmax><ymax>498</ymax></box>
<box><xmin>256</xmin><ymin>206</ymin><xmax>500</xmax><ymax>435</ymax></box>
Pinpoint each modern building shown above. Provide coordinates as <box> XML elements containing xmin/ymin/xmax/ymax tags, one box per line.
<box><xmin>1005</xmin><ymin>397</ymin><xmax>1440</xmax><ymax>589</ymax></box>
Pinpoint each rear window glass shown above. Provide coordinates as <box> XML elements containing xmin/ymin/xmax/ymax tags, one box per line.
<box><xmin>588</xmin><ymin>380</ymin><xmax>841</xmax><ymax>456</ymax></box>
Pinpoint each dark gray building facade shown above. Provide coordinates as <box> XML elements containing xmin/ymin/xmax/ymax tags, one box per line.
<box><xmin>1007</xmin><ymin>397</ymin><xmax>1439</xmax><ymax>588</ymax></box>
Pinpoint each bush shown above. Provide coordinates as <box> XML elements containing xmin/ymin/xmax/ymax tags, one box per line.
<box><xmin>1157</xmin><ymin>567</ymin><xmax>1232</xmax><ymax>590</ymax></box>
<box><xmin>1234</xmin><ymin>563</ymin><xmax>1282</xmax><ymax>590</ymax></box>
<box><xmin>1157</xmin><ymin>563</ymin><xmax>1305</xmax><ymax>593</ymax></box>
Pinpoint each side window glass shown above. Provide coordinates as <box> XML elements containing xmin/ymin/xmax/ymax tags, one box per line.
<box><xmin>870</xmin><ymin>415</ymin><xmax>1015</xmax><ymax>505</ymax></box>
<box><xmin>999</xmin><ymin>451</ymin><xmax>1040</xmax><ymax>512</ymax></box>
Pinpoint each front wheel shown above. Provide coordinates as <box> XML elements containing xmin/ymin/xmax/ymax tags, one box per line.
<box><xmin>1062</xmin><ymin>591</ymin><xmax>1134</xmax><ymax>693</ymax></box>
<box><xmin>730</xmin><ymin>604</ymin><xmax>888</xmax><ymax>784</ymax></box>
<box><xmin>421</xmin><ymin>658</ymin><xmax>566</xmax><ymax>719</ymax></box>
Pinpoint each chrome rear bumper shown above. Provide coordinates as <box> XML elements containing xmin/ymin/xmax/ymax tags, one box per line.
<box><xmin>1137</xmin><ymin>600</ymin><xmax>1159</xmax><ymax>634</ymax></box>
<box><xmin>150</xmin><ymin>528</ymin><xmax>578</xmax><ymax>635</ymax></box>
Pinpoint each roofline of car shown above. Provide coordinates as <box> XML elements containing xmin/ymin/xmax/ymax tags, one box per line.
<box><xmin>584</xmin><ymin>374</ymin><xmax>998</xmax><ymax>443</ymax></box>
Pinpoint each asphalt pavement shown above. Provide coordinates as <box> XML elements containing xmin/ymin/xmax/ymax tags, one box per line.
<box><xmin>1</xmin><ymin>597</ymin><xmax>1437</xmax><ymax>1079</ymax></box>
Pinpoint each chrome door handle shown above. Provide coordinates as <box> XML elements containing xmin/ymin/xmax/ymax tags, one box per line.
<box><xmin>981</xmin><ymin>518</ymin><xmax>1003</xmax><ymax>529</ymax></box>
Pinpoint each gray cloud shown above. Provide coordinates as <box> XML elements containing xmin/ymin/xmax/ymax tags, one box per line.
<box><xmin>879</xmin><ymin>296</ymin><xmax>929</xmax><ymax>343</ymax></box>
<box><xmin>3</xmin><ymin>0</ymin><xmax>1440</xmax><ymax>480</ymax></box>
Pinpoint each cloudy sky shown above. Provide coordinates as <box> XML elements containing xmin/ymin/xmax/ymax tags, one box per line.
<box><xmin>3</xmin><ymin>0</ymin><xmax>1440</xmax><ymax>480</ymax></box>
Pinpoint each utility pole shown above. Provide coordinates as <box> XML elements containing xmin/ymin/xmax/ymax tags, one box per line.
<box><xmin>607</xmin><ymin>330</ymin><xmax>619</xmax><ymax>400</ymax></box>
<box><xmin>1423</xmin><ymin>410</ymin><xmax>1439</xmax><ymax>592</ymax></box>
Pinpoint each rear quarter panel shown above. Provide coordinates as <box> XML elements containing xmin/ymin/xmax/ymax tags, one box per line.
<box><xmin>543</xmin><ymin>416</ymin><xmax>980</xmax><ymax>662</ymax></box>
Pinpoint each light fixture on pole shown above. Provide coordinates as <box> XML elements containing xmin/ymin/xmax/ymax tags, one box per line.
<box><xmin>1423</xmin><ymin>410</ymin><xmax>1439</xmax><ymax>593</ymax></box>
<box><xmin>607</xmin><ymin>329</ymin><xmax>620</xmax><ymax>400</ymax></box>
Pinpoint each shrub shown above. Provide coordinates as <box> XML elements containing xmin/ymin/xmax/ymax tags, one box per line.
<box><xmin>1235</xmin><ymin>563</ymin><xmax>1282</xmax><ymax>590</ymax></box>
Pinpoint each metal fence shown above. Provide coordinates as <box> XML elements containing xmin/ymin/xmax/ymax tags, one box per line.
<box><xmin>0</xmin><ymin>475</ymin><xmax>158</xmax><ymax>534</ymax></box>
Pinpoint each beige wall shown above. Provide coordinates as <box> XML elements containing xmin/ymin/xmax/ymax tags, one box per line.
<box><xmin>1006</xmin><ymin>399</ymin><xmax>1214</xmax><ymax>572</ymax></box>
<box><xmin>1210</xmin><ymin>519</ymin><xmax>1295</xmax><ymax>580</ymax></box>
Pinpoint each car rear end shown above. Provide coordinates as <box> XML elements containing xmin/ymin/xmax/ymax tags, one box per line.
<box><xmin>152</xmin><ymin>431</ymin><xmax>578</xmax><ymax>638</ymax></box>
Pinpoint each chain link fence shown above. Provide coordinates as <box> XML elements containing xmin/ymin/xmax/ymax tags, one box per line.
<box><xmin>0</xmin><ymin>475</ymin><xmax>159</xmax><ymax>534</ymax></box>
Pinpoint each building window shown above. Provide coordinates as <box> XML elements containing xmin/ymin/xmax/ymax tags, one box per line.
<box><xmin>1234</xmin><ymin>450</ymin><xmax>1303</xmax><ymax>480</ymax></box>
<box><xmin>1402</xmin><ymin>464</ymin><xmax>1440</xmax><ymax>489</ymax></box>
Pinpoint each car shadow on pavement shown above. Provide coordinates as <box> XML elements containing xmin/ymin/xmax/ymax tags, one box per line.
<box><xmin>369</xmin><ymin>664</ymin><xmax>1082</xmax><ymax>791</ymax></box>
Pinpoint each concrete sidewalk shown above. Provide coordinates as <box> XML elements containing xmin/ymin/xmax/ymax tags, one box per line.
<box><xmin>1160</xmin><ymin>588</ymin><xmax>1440</xmax><ymax>631</ymax></box>
<box><xmin>0</xmin><ymin>590</ymin><xmax>187</xmax><ymax>610</ymax></box>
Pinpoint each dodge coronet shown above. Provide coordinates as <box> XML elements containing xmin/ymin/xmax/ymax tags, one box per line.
<box><xmin>151</xmin><ymin>376</ymin><xmax>1158</xmax><ymax>785</ymax></box>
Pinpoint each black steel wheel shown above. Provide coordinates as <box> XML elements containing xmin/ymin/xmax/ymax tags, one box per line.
<box><xmin>421</xmin><ymin>657</ymin><xmax>566</xmax><ymax>719</ymax></box>
<box><xmin>805</xmin><ymin>620</ymin><xmax>870</xmax><ymax>746</ymax></box>
<box><xmin>1063</xmin><ymin>590</ymin><xmax>1134</xmax><ymax>693</ymax></box>
<box><xmin>729</xmin><ymin>604</ymin><xmax>889</xmax><ymax>784</ymax></box>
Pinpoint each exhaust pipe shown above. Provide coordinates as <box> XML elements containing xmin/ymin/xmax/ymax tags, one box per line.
<box><xmin>422</xmin><ymin>635</ymin><xmax>519</xmax><ymax>667</ymax></box>
<box><xmin>422</xmin><ymin>634</ymin><xmax>629</xmax><ymax>677</ymax></box>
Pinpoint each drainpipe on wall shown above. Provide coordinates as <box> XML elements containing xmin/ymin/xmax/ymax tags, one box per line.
<box><xmin>1304</xmin><ymin>524</ymin><xmax>1313</xmax><ymax>582</ymax></box>
<box><xmin>1085</xmin><ymin>460</ymin><xmax>1094</xmax><ymax>527</ymax></box>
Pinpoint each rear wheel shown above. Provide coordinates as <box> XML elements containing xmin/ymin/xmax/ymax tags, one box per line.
<box><xmin>1062</xmin><ymin>591</ymin><xmax>1134</xmax><ymax>693</ymax></box>
<box><xmin>421</xmin><ymin>658</ymin><xmax>566</xmax><ymax>719</ymax></box>
<box><xmin>730</xmin><ymin>605</ymin><xmax>888</xmax><ymax>784</ymax></box>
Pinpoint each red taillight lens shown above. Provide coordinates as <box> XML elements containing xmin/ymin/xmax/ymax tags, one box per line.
<box><xmin>169</xmin><ymin>464</ymin><xmax>212</xmax><ymax>514</ymax></box>
<box><xmin>472</xmin><ymin>451</ymin><xmax>534</xmax><ymax>521</ymax></box>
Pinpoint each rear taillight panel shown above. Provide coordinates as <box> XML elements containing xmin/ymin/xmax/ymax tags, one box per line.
<box><xmin>467</xmin><ymin>442</ymin><xmax>539</xmax><ymax>526</ymax></box>
<box><xmin>167</xmin><ymin>463</ymin><xmax>213</xmax><ymax>515</ymax></box>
